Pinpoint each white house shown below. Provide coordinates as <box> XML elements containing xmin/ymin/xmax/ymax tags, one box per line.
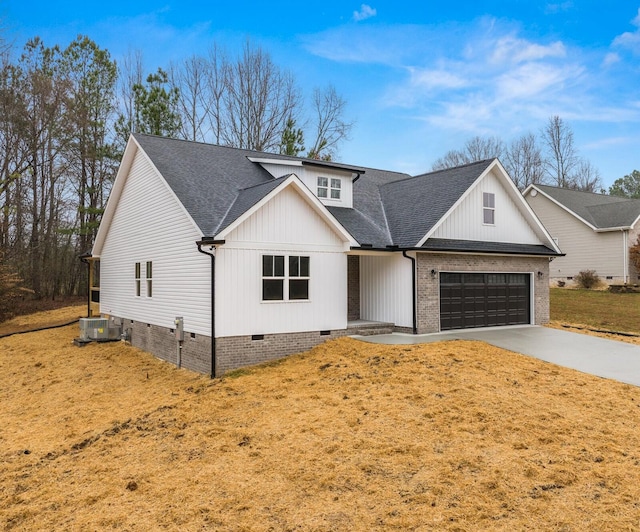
<box><xmin>524</xmin><ymin>184</ymin><xmax>640</xmax><ymax>285</ymax></box>
<box><xmin>90</xmin><ymin>134</ymin><xmax>561</xmax><ymax>376</ymax></box>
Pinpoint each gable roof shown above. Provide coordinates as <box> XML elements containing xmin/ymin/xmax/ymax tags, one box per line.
<box><xmin>104</xmin><ymin>134</ymin><xmax>559</xmax><ymax>255</ymax></box>
<box><xmin>528</xmin><ymin>184</ymin><xmax>640</xmax><ymax>230</ymax></box>
<box><xmin>381</xmin><ymin>159</ymin><xmax>495</xmax><ymax>248</ymax></box>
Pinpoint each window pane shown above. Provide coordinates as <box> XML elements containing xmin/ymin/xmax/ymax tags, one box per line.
<box><xmin>317</xmin><ymin>187</ymin><xmax>328</xmax><ymax>198</ymax></box>
<box><xmin>300</xmin><ymin>256</ymin><xmax>310</xmax><ymax>277</ymax></box>
<box><xmin>289</xmin><ymin>279</ymin><xmax>309</xmax><ymax>300</ymax></box>
<box><xmin>135</xmin><ymin>262</ymin><xmax>140</xmax><ymax>279</ymax></box>
<box><xmin>331</xmin><ymin>178</ymin><xmax>341</xmax><ymax>189</ymax></box>
<box><xmin>274</xmin><ymin>255</ymin><xmax>285</xmax><ymax>277</ymax></box>
<box><xmin>146</xmin><ymin>261</ymin><xmax>152</xmax><ymax>279</ymax></box>
<box><xmin>136</xmin><ymin>280</ymin><xmax>141</xmax><ymax>297</ymax></box>
<box><xmin>147</xmin><ymin>280</ymin><xmax>152</xmax><ymax>297</ymax></box>
<box><xmin>483</xmin><ymin>192</ymin><xmax>495</xmax><ymax>208</ymax></box>
<box><xmin>330</xmin><ymin>189</ymin><xmax>341</xmax><ymax>199</ymax></box>
<box><xmin>483</xmin><ymin>208</ymin><xmax>495</xmax><ymax>224</ymax></box>
<box><xmin>317</xmin><ymin>177</ymin><xmax>328</xmax><ymax>187</ymax></box>
<box><xmin>289</xmin><ymin>256</ymin><xmax>299</xmax><ymax>277</ymax></box>
<box><xmin>263</xmin><ymin>255</ymin><xmax>273</xmax><ymax>276</ymax></box>
<box><xmin>263</xmin><ymin>279</ymin><xmax>284</xmax><ymax>300</ymax></box>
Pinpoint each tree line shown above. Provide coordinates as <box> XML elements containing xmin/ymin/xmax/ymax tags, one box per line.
<box><xmin>432</xmin><ymin>115</ymin><xmax>605</xmax><ymax>193</ymax></box>
<box><xmin>0</xmin><ymin>34</ymin><xmax>352</xmax><ymax>318</ymax></box>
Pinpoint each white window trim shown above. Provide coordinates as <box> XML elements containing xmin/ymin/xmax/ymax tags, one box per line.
<box><xmin>483</xmin><ymin>192</ymin><xmax>495</xmax><ymax>225</ymax></box>
<box><xmin>261</xmin><ymin>254</ymin><xmax>310</xmax><ymax>303</ymax></box>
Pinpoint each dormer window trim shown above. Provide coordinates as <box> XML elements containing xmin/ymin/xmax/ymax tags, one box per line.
<box><xmin>317</xmin><ymin>176</ymin><xmax>342</xmax><ymax>200</ymax></box>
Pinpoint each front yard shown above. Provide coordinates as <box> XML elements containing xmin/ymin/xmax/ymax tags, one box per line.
<box><xmin>3</xmin><ymin>305</ymin><xmax>640</xmax><ymax>530</ymax></box>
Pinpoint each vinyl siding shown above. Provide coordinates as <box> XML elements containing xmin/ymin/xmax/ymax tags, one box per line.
<box><xmin>99</xmin><ymin>149</ymin><xmax>212</xmax><ymax>335</ymax></box>
<box><xmin>432</xmin><ymin>170</ymin><xmax>540</xmax><ymax>244</ymax></box>
<box><xmin>359</xmin><ymin>253</ymin><xmax>413</xmax><ymax>327</ymax></box>
<box><xmin>217</xmin><ymin>185</ymin><xmax>348</xmax><ymax>337</ymax></box>
<box><xmin>526</xmin><ymin>191</ymin><xmax>625</xmax><ymax>279</ymax></box>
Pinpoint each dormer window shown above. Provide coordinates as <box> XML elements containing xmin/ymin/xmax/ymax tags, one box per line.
<box><xmin>317</xmin><ymin>177</ymin><xmax>328</xmax><ymax>198</ymax></box>
<box><xmin>483</xmin><ymin>192</ymin><xmax>495</xmax><ymax>225</ymax></box>
<box><xmin>330</xmin><ymin>178</ymin><xmax>341</xmax><ymax>199</ymax></box>
<box><xmin>317</xmin><ymin>177</ymin><xmax>341</xmax><ymax>200</ymax></box>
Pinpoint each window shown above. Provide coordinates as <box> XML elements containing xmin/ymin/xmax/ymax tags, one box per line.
<box><xmin>289</xmin><ymin>255</ymin><xmax>310</xmax><ymax>300</ymax></box>
<box><xmin>483</xmin><ymin>192</ymin><xmax>495</xmax><ymax>224</ymax></box>
<box><xmin>330</xmin><ymin>178</ymin><xmax>341</xmax><ymax>199</ymax></box>
<box><xmin>146</xmin><ymin>261</ymin><xmax>153</xmax><ymax>297</ymax></box>
<box><xmin>135</xmin><ymin>262</ymin><xmax>141</xmax><ymax>296</ymax></box>
<box><xmin>317</xmin><ymin>176</ymin><xmax>341</xmax><ymax>200</ymax></box>
<box><xmin>317</xmin><ymin>177</ymin><xmax>328</xmax><ymax>198</ymax></box>
<box><xmin>262</xmin><ymin>255</ymin><xmax>285</xmax><ymax>300</ymax></box>
<box><xmin>262</xmin><ymin>254</ymin><xmax>310</xmax><ymax>301</ymax></box>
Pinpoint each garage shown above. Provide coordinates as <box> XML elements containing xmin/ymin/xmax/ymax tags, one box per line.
<box><xmin>440</xmin><ymin>272</ymin><xmax>531</xmax><ymax>330</ymax></box>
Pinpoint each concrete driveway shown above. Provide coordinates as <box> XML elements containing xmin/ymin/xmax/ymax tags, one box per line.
<box><xmin>354</xmin><ymin>325</ymin><xmax>640</xmax><ymax>387</ymax></box>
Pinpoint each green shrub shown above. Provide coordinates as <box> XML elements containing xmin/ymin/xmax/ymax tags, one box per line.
<box><xmin>574</xmin><ymin>270</ymin><xmax>600</xmax><ymax>289</ymax></box>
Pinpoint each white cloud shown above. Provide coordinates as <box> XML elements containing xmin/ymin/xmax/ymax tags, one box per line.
<box><xmin>497</xmin><ymin>63</ymin><xmax>581</xmax><ymax>99</ymax></box>
<box><xmin>612</xmin><ymin>8</ymin><xmax>640</xmax><ymax>52</ymax></box>
<box><xmin>491</xmin><ymin>36</ymin><xmax>566</xmax><ymax>65</ymax></box>
<box><xmin>603</xmin><ymin>52</ymin><xmax>620</xmax><ymax>67</ymax></box>
<box><xmin>408</xmin><ymin>67</ymin><xmax>469</xmax><ymax>90</ymax></box>
<box><xmin>353</xmin><ymin>4</ymin><xmax>377</xmax><ymax>22</ymax></box>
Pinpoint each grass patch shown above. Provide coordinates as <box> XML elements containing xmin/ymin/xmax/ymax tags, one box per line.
<box><xmin>550</xmin><ymin>288</ymin><xmax>640</xmax><ymax>334</ymax></box>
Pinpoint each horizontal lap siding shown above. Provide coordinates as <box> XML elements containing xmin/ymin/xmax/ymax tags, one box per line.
<box><xmin>527</xmin><ymin>192</ymin><xmax>625</xmax><ymax>279</ymax></box>
<box><xmin>100</xmin><ymin>149</ymin><xmax>211</xmax><ymax>336</ymax></box>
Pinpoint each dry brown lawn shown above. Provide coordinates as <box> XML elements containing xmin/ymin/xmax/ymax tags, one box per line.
<box><xmin>3</xmin><ymin>309</ymin><xmax>640</xmax><ymax>530</ymax></box>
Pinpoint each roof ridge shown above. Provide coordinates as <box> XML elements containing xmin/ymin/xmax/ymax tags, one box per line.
<box><xmin>389</xmin><ymin>158</ymin><xmax>495</xmax><ymax>186</ymax></box>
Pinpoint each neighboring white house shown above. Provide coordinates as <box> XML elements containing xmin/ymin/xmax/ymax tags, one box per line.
<box><xmin>90</xmin><ymin>134</ymin><xmax>561</xmax><ymax>376</ymax></box>
<box><xmin>524</xmin><ymin>184</ymin><xmax>640</xmax><ymax>285</ymax></box>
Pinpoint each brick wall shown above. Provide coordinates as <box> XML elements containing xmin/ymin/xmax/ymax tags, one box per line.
<box><xmin>118</xmin><ymin>316</ymin><xmax>350</xmax><ymax>377</ymax></box>
<box><xmin>122</xmin><ymin>319</ymin><xmax>213</xmax><ymax>375</ymax></box>
<box><xmin>347</xmin><ymin>255</ymin><xmax>360</xmax><ymax>320</ymax></box>
<box><xmin>415</xmin><ymin>253</ymin><xmax>550</xmax><ymax>333</ymax></box>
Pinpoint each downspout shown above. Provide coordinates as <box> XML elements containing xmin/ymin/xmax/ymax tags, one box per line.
<box><xmin>197</xmin><ymin>241</ymin><xmax>219</xmax><ymax>379</ymax></box>
<box><xmin>402</xmin><ymin>250</ymin><xmax>418</xmax><ymax>334</ymax></box>
<box><xmin>79</xmin><ymin>253</ymin><xmax>91</xmax><ymax>318</ymax></box>
<box><xmin>623</xmin><ymin>229</ymin><xmax>629</xmax><ymax>284</ymax></box>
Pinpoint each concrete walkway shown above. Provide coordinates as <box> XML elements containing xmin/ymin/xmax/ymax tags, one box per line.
<box><xmin>353</xmin><ymin>325</ymin><xmax>640</xmax><ymax>387</ymax></box>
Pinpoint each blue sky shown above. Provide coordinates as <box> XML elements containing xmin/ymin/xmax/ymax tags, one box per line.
<box><xmin>1</xmin><ymin>1</ymin><xmax>640</xmax><ymax>188</ymax></box>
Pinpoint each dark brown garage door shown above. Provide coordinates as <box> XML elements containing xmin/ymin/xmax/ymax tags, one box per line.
<box><xmin>440</xmin><ymin>273</ymin><xmax>530</xmax><ymax>331</ymax></box>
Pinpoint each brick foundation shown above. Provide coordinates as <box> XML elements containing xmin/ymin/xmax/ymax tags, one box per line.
<box><xmin>117</xmin><ymin>317</ymin><xmax>350</xmax><ymax>377</ymax></box>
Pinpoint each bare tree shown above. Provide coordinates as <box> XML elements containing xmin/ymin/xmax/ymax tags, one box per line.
<box><xmin>503</xmin><ymin>133</ymin><xmax>545</xmax><ymax>191</ymax></box>
<box><xmin>307</xmin><ymin>85</ymin><xmax>353</xmax><ymax>160</ymax></box>
<box><xmin>573</xmin><ymin>160</ymin><xmax>603</xmax><ymax>193</ymax></box>
<box><xmin>114</xmin><ymin>49</ymin><xmax>144</xmax><ymax>151</ymax></box>
<box><xmin>432</xmin><ymin>136</ymin><xmax>504</xmax><ymax>170</ymax></box>
<box><xmin>170</xmin><ymin>55</ymin><xmax>212</xmax><ymax>142</ymax></box>
<box><xmin>542</xmin><ymin>115</ymin><xmax>578</xmax><ymax>188</ymax></box>
<box><xmin>221</xmin><ymin>41</ymin><xmax>301</xmax><ymax>152</ymax></box>
<box><xmin>206</xmin><ymin>43</ymin><xmax>226</xmax><ymax>145</ymax></box>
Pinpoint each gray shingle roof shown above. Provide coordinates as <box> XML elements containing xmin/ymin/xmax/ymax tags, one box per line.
<box><xmin>536</xmin><ymin>184</ymin><xmax>640</xmax><ymax>229</ymax></box>
<box><xmin>422</xmin><ymin>238</ymin><xmax>558</xmax><ymax>256</ymax></box>
<box><xmin>132</xmin><ymin>134</ymin><xmax>558</xmax><ymax>255</ymax></box>
<box><xmin>380</xmin><ymin>159</ymin><xmax>494</xmax><ymax>247</ymax></box>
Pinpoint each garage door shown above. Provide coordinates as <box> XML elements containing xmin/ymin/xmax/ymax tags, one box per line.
<box><xmin>440</xmin><ymin>273</ymin><xmax>530</xmax><ymax>330</ymax></box>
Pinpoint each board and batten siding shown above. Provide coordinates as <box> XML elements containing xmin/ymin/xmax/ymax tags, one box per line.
<box><xmin>526</xmin><ymin>192</ymin><xmax>625</xmax><ymax>279</ymax></box>
<box><xmin>359</xmin><ymin>253</ymin><xmax>413</xmax><ymax>328</ymax></box>
<box><xmin>432</xmin><ymin>170</ymin><xmax>540</xmax><ymax>244</ymax></box>
<box><xmin>216</xmin><ymin>185</ymin><xmax>349</xmax><ymax>337</ymax></box>
<box><xmin>99</xmin><ymin>149</ymin><xmax>211</xmax><ymax>335</ymax></box>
